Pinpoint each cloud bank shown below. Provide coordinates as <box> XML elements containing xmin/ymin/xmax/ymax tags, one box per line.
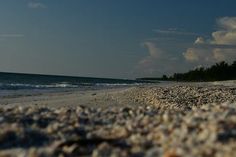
<box><xmin>139</xmin><ymin>42</ymin><xmax>163</xmax><ymax>67</ymax></box>
<box><xmin>183</xmin><ymin>17</ymin><xmax>236</xmax><ymax>64</ymax></box>
<box><xmin>137</xmin><ymin>41</ymin><xmax>181</xmax><ymax>76</ymax></box>
<box><xmin>137</xmin><ymin>28</ymin><xmax>202</xmax><ymax>76</ymax></box>
<box><xmin>137</xmin><ymin>17</ymin><xmax>236</xmax><ymax>77</ymax></box>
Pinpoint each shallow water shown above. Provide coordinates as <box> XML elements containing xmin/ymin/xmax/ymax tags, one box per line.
<box><xmin>0</xmin><ymin>72</ymin><xmax>150</xmax><ymax>98</ymax></box>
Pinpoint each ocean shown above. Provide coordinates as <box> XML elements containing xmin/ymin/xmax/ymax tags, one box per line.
<box><xmin>0</xmin><ymin>72</ymin><xmax>148</xmax><ymax>97</ymax></box>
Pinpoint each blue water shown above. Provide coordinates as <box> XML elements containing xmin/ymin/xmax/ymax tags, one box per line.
<box><xmin>0</xmin><ymin>72</ymin><xmax>148</xmax><ymax>96</ymax></box>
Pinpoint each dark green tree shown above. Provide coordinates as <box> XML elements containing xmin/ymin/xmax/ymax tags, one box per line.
<box><xmin>169</xmin><ymin>60</ymin><xmax>236</xmax><ymax>81</ymax></box>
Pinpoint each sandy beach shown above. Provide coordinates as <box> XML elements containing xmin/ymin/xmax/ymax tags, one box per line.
<box><xmin>0</xmin><ymin>82</ymin><xmax>236</xmax><ymax>157</ymax></box>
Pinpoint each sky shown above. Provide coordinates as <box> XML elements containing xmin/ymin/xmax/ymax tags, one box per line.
<box><xmin>0</xmin><ymin>0</ymin><xmax>236</xmax><ymax>79</ymax></box>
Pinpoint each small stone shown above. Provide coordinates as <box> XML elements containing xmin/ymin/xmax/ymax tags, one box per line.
<box><xmin>0</xmin><ymin>117</ymin><xmax>4</xmax><ymax>123</ymax></box>
<box><xmin>62</xmin><ymin>144</ymin><xmax>77</xmax><ymax>154</ymax></box>
<box><xmin>92</xmin><ymin>142</ymin><xmax>112</xmax><ymax>157</ymax></box>
<box><xmin>145</xmin><ymin>147</ymin><xmax>163</xmax><ymax>157</ymax></box>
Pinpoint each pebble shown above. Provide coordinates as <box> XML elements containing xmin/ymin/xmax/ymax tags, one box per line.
<box><xmin>0</xmin><ymin>117</ymin><xmax>4</xmax><ymax>123</ymax></box>
<box><xmin>145</xmin><ymin>147</ymin><xmax>163</xmax><ymax>157</ymax></box>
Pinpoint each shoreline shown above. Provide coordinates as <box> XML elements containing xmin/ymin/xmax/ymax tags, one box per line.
<box><xmin>0</xmin><ymin>86</ymin><xmax>139</xmax><ymax>109</ymax></box>
<box><xmin>0</xmin><ymin>82</ymin><xmax>236</xmax><ymax>156</ymax></box>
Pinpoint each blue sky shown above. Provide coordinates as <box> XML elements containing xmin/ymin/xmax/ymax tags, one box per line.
<box><xmin>0</xmin><ymin>0</ymin><xmax>236</xmax><ymax>78</ymax></box>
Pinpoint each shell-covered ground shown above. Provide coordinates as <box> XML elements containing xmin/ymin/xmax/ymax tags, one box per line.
<box><xmin>0</xmin><ymin>85</ymin><xmax>236</xmax><ymax>157</ymax></box>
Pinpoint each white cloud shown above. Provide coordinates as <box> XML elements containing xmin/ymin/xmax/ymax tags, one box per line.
<box><xmin>183</xmin><ymin>47</ymin><xmax>215</xmax><ymax>64</ymax></box>
<box><xmin>212</xmin><ymin>31</ymin><xmax>236</xmax><ymax>45</ymax></box>
<box><xmin>213</xmin><ymin>48</ymin><xmax>226</xmax><ymax>61</ymax></box>
<box><xmin>183</xmin><ymin>17</ymin><xmax>236</xmax><ymax>64</ymax></box>
<box><xmin>28</xmin><ymin>2</ymin><xmax>47</xmax><ymax>9</ymax></box>
<box><xmin>213</xmin><ymin>48</ymin><xmax>236</xmax><ymax>62</ymax></box>
<box><xmin>183</xmin><ymin>48</ymin><xmax>200</xmax><ymax>61</ymax></box>
<box><xmin>139</xmin><ymin>42</ymin><xmax>163</xmax><ymax>68</ymax></box>
<box><xmin>142</xmin><ymin>42</ymin><xmax>163</xmax><ymax>59</ymax></box>
<box><xmin>194</xmin><ymin>37</ymin><xmax>205</xmax><ymax>44</ymax></box>
<box><xmin>137</xmin><ymin>41</ymin><xmax>183</xmax><ymax>76</ymax></box>
<box><xmin>217</xmin><ymin>17</ymin><xmax>236</xmax><ymax>30</ymax></box>
<box><xmin>153</xmin><ymin>29</ymin><xmax>201</xmax><ymax>36</ymax></box>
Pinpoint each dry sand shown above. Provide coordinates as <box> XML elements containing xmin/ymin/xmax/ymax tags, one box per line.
<box><xmin>0</xmin><ymin>82</ymin><xmax>236</xmax><ymax>157</ymax></box>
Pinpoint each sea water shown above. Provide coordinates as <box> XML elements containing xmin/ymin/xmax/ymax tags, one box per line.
<box><xmin>0</xmin><ymin>72</ymin><xmax>147</xmax><ymax>97</ymax></box>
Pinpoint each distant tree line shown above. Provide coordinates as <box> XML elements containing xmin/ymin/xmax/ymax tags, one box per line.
<box><xmin>168</xmin><ymin>61</ymin><xmax>236</xmax><ymax>81</ymax></box>
<box><xmin>137</xmin><ymin>60</ymin><xmax>236</xmax><ymax>82</ymax></box>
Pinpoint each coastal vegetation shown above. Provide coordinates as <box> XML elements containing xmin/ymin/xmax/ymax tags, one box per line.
<box><xmin>138</xmin><ymin>60</ymin><xmax>236</xmax><ymax>82</ymax></box>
